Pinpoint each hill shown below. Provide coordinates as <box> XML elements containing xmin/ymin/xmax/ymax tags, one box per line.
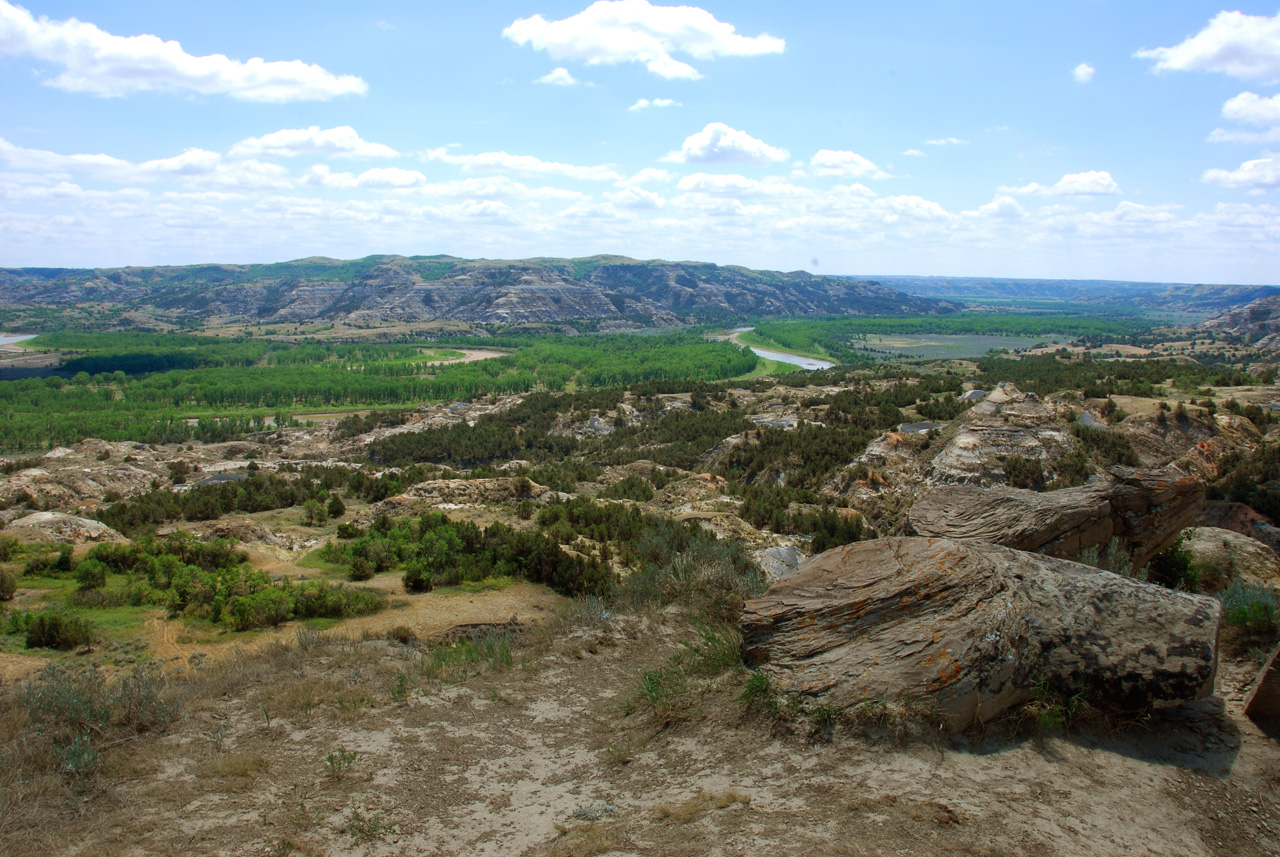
<box><xmin>861</xmin><ymin>275</ymin><xmax>1280</xmax><ymax>314</ymax></box>
<box><xmin>0</xmin><ymin>254</ymin><xmax>959</xmax><ymax>326</ymax></box>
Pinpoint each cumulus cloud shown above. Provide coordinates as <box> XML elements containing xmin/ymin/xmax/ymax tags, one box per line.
<box><xmin>926</xmin><ymin>137</ymin><xmax>967</xmax><ymax>146</ymax></box>
<box><xmin>229</xmin><ymin>126</ymin><xmax>397</xmax><ymax>159</ymax></box>
<box><xmin>972</xmin><ymin>196</ymin><xmax>1026</xmax><ymax>220</ymax></box>
<box><xmin>502</xmin><ymin>0</ymin><xmax>784</xmax><ymax>80</ymax></box>
<box><xmin>422</xmin><ymin>147</ymin><xmax>623</xmax><ymax>181</ymax></box>
<box><xmin>0</xmin><ymin>136</ymin><xmax>297</xmax><ymax>191</ymax></box>
<box><xmin>809</xmin><ymin>149</ymin><xmax>888</xmax><ymax>179</ymax></box>
<box><xmin>1208</xmin><ymin>127</ymin><xmax>1280</xmax><ymax>144</ymax></box>
<box><xmin>629</xmin><ymin>97</ymin><xmax>680</xmax><ymax>110</ymax></box>
<box><xmin>0</xmin><ymin>0</ymin><xmax>367</xmax><ymax>101</ymax></box>
<box><xmin>662</xmin><ymin>122</ymin><xmax>788</xmax><ymax>165</ymax></box>
<box><xmin>675</xmin><ymin>173</ymin><xmax>810</xmax><ymax>198</ymax></box>
<box><xmin>900</xmin><ymin>148</ymin><xmax>926</xmax><ymax>157</ymax></box>
<box><xmin>617</xmin><ymin>167</ymin><xmax>673</xmax><ymax>186</ymax></box>
<box><xmin>1222</xmin><ymin>91</ymin><xmax>1280</xmax><ymax>126</ymax></box>
<box><xmin>605</xmin><ymin>186</ymin><xmax>666</xmax><ymax>209</ymax></box>
<box><xmin>1135</xmin><ymin>10</ymin><xmax>1280</xmax><ymax>81</ymax></box>
<box><xmin>536</xmin><ymin>67</ymin><xmax>580</xmax><ymax>85</ymax></box>
<box><xmin>1000</xmin><ymin>170</ymin><xmax>1121</xmax><ymax>196</ymax></box>
<box><xmin>1203</xmin><ymin>157</ymin><xmax>1280</xmax><ymax>189</ymax></box>
<box><xmin>1073</xmin><ymin>62</ymin><xmax>1095</xmax><ymax>84</ymax></box>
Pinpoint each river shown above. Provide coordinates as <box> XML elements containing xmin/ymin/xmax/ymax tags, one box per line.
<box><xmin>0</xmin><ymin>334</ymin><xmax>36</xmax><ymax>349</ymax></box>
<box><xmin>729</xmin><ymin>327</ymin><xmax>835</xmax><ymax>370</ymax></box>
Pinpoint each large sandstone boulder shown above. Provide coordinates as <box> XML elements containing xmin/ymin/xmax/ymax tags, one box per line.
<box><xmin>741</xmin><ymin>537</ymin><xmax>1220</xmax><ymax>730</ymax></box>
<box><xmin>907</xmin><ymin>467</ymin><xmax>1204</xmax><ymax>571</ymax></box>
<box><xmin>1185</xmin><ymin>526</ymin><xmax>1280</xmax><ymax>587</ymax></box>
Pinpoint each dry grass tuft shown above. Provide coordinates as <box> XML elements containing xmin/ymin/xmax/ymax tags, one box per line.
<box><xmin>653</xmin><ymin>788</ymin><xmax>750</xmax><ymax>823</ymax></box>
<box><xmin>198</xmin><ymin>752</ymin><xmax>269</xmax><ymax>790</ymax></box>
<box><xmin>548</xmin><ymin>821</ymin><xmax>625</xmax><ymax>857</ymax></box>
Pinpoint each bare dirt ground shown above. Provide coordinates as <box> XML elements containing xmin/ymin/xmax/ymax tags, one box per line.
<box><xmin>5</xmin><ymin>607</ymin><xmax>1277</xmax><ymax>857</ymax></box>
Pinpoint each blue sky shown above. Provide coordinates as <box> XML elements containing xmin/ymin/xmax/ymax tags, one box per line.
<box><xmin>2</xmin><ymin>1</ymin><xmax>1279</xmax><ymax>283</ymax></box>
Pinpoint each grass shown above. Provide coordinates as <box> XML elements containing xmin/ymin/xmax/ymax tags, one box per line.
<box><xmin>295</xmin><ymin>548</ymin><xmax>351</xmax><ymax>577</ymax></box>
<box><xmin>733</xmin><ymin>356</ymin><xmax>790</xmax><ymax>380</ymax></box>
<box><xmin>735</xmin><ymin>330</ymin><xmax>832</xmax><ymax>361</ymax></box>
<box><xmin>438</xmin><ymin>575</ymin><xmax>518</xmax><ymax>594</ymax></box>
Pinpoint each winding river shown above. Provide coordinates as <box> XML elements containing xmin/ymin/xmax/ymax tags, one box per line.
<box><xmin>729</xmin><ymin>327</ymin><xmax>835</xmax><ymax>370</ymax></box>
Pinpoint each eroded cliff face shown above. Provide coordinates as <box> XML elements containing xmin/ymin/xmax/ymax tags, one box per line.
<box><xmin>0</xmin><ymin>255</ymin><xmax>959</xmax><ymax>325</ymax></box>
<box><xmin>1200</xmin><ymin>295</ymin><xmax>1280</xmax><ymax>348</ymax></box>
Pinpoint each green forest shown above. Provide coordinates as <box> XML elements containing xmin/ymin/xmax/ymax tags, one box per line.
<box><xmin>0</xmin><ymin>331</ymin><xmax>757</xmax><ymax>451</ymax></box>
<box><xmin>744</xmin><ymin>312</ymin><xmax>1151</xmax><ymax>363</ymax></box>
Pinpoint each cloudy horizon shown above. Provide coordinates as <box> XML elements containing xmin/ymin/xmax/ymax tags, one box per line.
<box><xmin>2</xmin><ymin>1</ymin><xmax>1279</xmax><ymax>284</ymax></box>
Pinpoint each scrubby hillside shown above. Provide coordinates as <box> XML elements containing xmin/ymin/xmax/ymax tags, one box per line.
<box><xmin>0</xmin><ymin>255</ymin><xmax>960</xmax><ymax>326</ymax></box>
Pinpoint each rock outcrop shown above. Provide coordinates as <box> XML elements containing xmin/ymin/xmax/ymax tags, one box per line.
<box><xmin>908</xmin><ymin>467</ymin><xmax>1204</xmax><ymax>570</ymax></box>
<box><xmin>925</xmin><ymin>383</ymin><xmax>1072</xmax><ymax>485</ymax></box>
<box><xmin>4</xmin><ymin>511</ymin><xmax>126</xmax><ymax>544</ymax></box>
<box><xmin>1199</xmin><ymin>295</ymin><xmax>1280</xmax><ymax>349</ymax></box>
<box><xmin>1185</xmin><ymin>526</ymin><xmax>1280</xmax><ymax>586</ymax></box>
<box><xmin>740</xmin><ymin>537</ymin><xmax>1221</xmax><ymax>729</ymax></box>
<box><xmin>358</xmin><ymin>477</ymin><xmax>561</xmax><ymax>523</ymax></box>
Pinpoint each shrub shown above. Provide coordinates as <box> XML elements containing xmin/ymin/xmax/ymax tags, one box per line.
<box><xmin>0</xmin><ymin>568</ymin><xmax>16</xmax><ymax>601</ymax></box>
<box><xmin>1146</xmin><ymin>532</ymin><xmax>1199</xmax><ymax>592</ymax></box>
<box><xmin>1219</xmin><ymin>581</ymin><xmax>1279</xmax><ymax>653</ymax></box>
<box><xmin>0</xmin><ymin>533</ymin><xmax>21</xmax><ymax>561</ymax></box>
<box><xmin>16</xmin><ymin>611</ymin><xmax>97</xmax><ymax>650</ymax></box>
<box><xmin>600</xmin><ymin>474</ymin><xmax>655</xmax><ymax>502</ymax></box>
<box><xmin>75</xmin><ymin>558</ymin><xmax>109</xmax><ymax>591</ymax></box>
<box><xmin>336</xmin><ymin>522</ymin><xmax>364</xmax><ymax>540</ymax></box>
<box><xmin>327</xmin><ymin>494</ymin><xmax>346</xmax><ymax>519</ymax></box>
<box><xmin>1004</xmin><ymin>456</ymin><xmax>1044</xmax><ymax>491</ymax></box>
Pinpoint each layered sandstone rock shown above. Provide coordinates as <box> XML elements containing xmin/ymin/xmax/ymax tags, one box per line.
<box><xmin>740</xmin><ymin>537</ymin><xmax>1221</xmax><ymax>729</ymax></box>
<box><xmin>907</xmin><ymin>467</ymin><xmax>1204</xmax><ymax>570</ymax></box>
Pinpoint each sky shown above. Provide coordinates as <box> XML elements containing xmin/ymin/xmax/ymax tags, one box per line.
<box><xmin>2</xmin><ymin>1</ymin><xmax>1280</xmax><ymax>284</ymax></box>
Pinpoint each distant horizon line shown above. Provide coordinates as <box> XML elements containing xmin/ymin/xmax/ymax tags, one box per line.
<box><xmin>2</xmin><ymin>253</ymin><xmax>1277</xmax><ymax>291</ymax></box>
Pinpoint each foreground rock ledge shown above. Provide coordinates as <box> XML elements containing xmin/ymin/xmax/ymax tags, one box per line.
<box><xmin>740</xmin><ymin>537</ymin><xmax>1221</xmax><ymax>729</ymax></box>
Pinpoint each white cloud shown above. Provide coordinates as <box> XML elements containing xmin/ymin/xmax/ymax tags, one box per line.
<box><xmin>0</xmin><ymin>0</ymin><xmax>367</xmax><ymax>101</ymax></box>
<box><xmin>1136</xmin><ymin>10</ymin><xmax>1280</xmax><ymax>81</ymax></box>
<box><xmin>662</xmin><ymin>122</ymin><xmax>788</xmax><ymax>165</ymax></box>
<box><xmin>0</xmin><ymin>136</ymin><xmax>299</xmax><ymax>191</ymax></box>
<box><xmin>616</xmin><ymin>167</ymin><xmax>672</xmax><ymax>186</ymax></box>
<box><xmin>1000</xmin><ymin>170</ymin><xmax>1121</xmax><ymax>196</ymax></box>
<box><xmin>675</xmin><ymin>172</ymin><xmax>810</xmax><ymax>197</ymax></box>
<box><xmin>972</xmin><ymin>196</ymin><xmax>1026</xmax><ymax>220</ymax></box>
<box><xmin>900</xmin><ymin>148</ymin><xmax>926</xmax><ymax>157</ymax></box>
<box><xmin>1222</xmin><ymin>91</ymin><xmax>1280</xmax><ymax>126</ymax></box>
<box><xmin>301</xmin><ymin>165</ymin><xmax>358</xmax><ymax>188</ymax></box>
<box><xmin>809</xmin><ymin>149</ymin><xmax>888</xmax><ymax>179</ymax></box>
<box><xmin>1203</xmin><ymin>157</ymin><xmax>1280</xmax><ymax>189</ymax></box>
<box><xmin>353</xmin><ymin>167</ymin><xmax>427</xmax><ymax>188</ymax></box>
<box><xmin>925</xmin><ymin>137</ymin><xmax>968</xmax><ymax>146</ymax></box>
<box><xmin>1208</xmin><ymin>127</ymin><xmax>1280</xmax><ymax>144</ymax></box>
<box><xmin>1073</xmin><ymin>62</ymin><xmax>1095</xmax><ymax>84</ymax></box>
<box><xmin>502</xmin><ymin>0</ymin><xmax>785</xmax><ymax>80</ymax></box>
<box><xmin>422</xmin><ymin>147</ymin><xmax>623</xmax><ymax>182</ymax></box>
<box><xmin>536</xmin><ymin>67</ymin><xmax>580</xmax><ymax>86</ymax></box>
<box><xmin>229</xmin><ymin>126</ymin><xmax>397</xmax><ymax>159</ymax></box>
<box><xmin>628</xmin><ymin>97</ymin><xmax>680</xmax><ymax>110</ymax></box>
<box><xmin>605</xmin><ymin>186</ymin><xmax>666</xmax><ymax>209</ymax></box>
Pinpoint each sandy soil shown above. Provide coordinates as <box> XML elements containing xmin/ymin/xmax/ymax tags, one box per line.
<box><xmin>6</xmin><ymin>608</ymin><xmax>1277</xmax><ymax>857</ymax></box>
